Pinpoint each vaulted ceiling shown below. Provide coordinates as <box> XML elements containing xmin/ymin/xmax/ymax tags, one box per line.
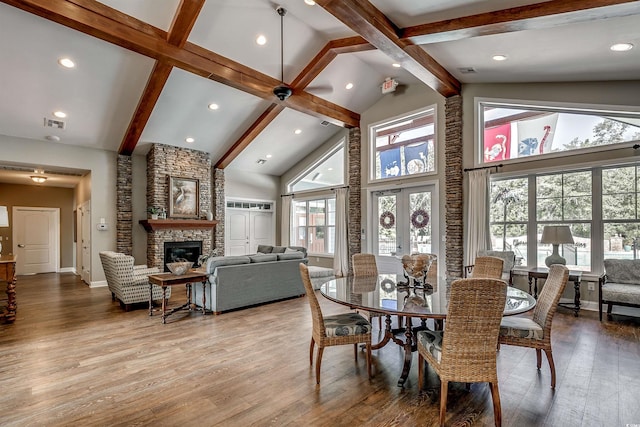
<box><xmin>0</xmin><ymin>0</ymin><xmax>639</xmax><ymax>186</ymax></box>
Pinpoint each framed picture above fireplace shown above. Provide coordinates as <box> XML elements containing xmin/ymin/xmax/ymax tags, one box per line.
<box><xmin>169</xmin><ymin>176</ymin><xmax>199</xmax><ymax>218</ymax></box>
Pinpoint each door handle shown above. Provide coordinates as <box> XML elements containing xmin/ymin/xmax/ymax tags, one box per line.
<box><xmin>18</xmin><ymin>244</ymin><xmax>25</xmax><ymax>248</ymax></box>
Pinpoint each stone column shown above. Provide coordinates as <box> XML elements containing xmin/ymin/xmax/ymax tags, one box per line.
<box><xmin>213</xmin><ymin>168</ymin><xmax>225</xmax><ymax>256</ymax></box>
<box><xmin>116</xmin><ymin>154</ymin><xmax>132</xmax><ymax>255</ymax></box>
<box><xmin>348</xmin><ymin>127</ymin><xmax>362</xmax><ymax>274</ymax></box>
<box><xmin>445</xmin><ymin>95</ymin><xmax>464</xmax><ymax>291</ymax></box>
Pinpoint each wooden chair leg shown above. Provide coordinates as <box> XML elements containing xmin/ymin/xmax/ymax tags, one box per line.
<box><xmin>316</xmin><ymin>347</ymin><xmax>324</xmax><ymax>384</ymax></box>
<box><xmin>418</xmin><ymin>353</ymin><xmax>424</xmax><ymax>391</ymax></box>
<box><xmin>607</xmin><ymin>303</ymin><xmax>613</xmax><ymax>319</ymax></box>
<box><xmin>536</xmin><ymin>348</ymin><xmax>542</xmax><ymax>370</ymax></box>
<box><xmin>489</xmin><ymin>382</ymin><xmax>502</xmax><ymax>427</ymax></box>
<box><xmin>309</xmin><ymin>338</ymin><xmax>315</xmax><ymax>366</ymax></box>
<box><xmin>439</xmin><ymin>380</ymin><xmax>449</xmax><ymax>427</ymax></box>
<box><xmin>353</xmin><ymin>343</ymin><xmax>358</xmax><ymax>362</ymax></box>
<box><xmin>111</xmin><ymin>292</ymin><xmax>115</xmax><ymax>301</ymax></box>
<box><xmin>544</xmin><ymin>348</ymin><xmax>557</xmax><ymax>388</ymax></box>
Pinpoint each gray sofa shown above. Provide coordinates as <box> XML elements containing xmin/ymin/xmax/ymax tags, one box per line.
<box><xmin>600</xmin><ymin>259</ymin><xmax>640</xmax><ymax>321</ymax></box>
<box><xmin>193</xmin><ymin>245</ymin><xmax>308</xmax><ymax>314</ymax></box>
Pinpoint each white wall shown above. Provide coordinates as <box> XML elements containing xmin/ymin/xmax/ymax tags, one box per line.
<box><xmin>0</xmin><ymin>135</ymin><xmax>117</xmax><ymax>284</ymax></box>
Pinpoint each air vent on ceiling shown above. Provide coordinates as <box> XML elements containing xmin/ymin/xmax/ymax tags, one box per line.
<box><xmin>44</xmin><ymin>118</ymin><xmax>66</xmax><ymax>129</ymax></box>
<box><xmin>320</xmin><ymin>120</ymin><xmax>330</xmax><ymax>126</ymax></box>
<box><xmin>458</xmin><ymin>67</ymin><xmax>477</xmax><ymax>74</ymax></box>
<box><xmin>256</xmin><ymin>159</ymin><xmax>267</xmax><ymax>165</ymax></box>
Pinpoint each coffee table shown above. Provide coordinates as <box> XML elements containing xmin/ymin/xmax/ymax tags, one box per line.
<box><xmin>148</xmin><ymin>271</ymin><xmax>208</xmax><ymax>324</ymax></box>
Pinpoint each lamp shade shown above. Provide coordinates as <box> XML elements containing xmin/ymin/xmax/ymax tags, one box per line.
<box><xmin>0</xmin><ymin>206</ymin><xmax>8</xmax><ymax>227</ymax></box>
<box><xmin>540</xmin><ymin>225</ymin><xmax>574</xmax><ymax>245</ymax></box>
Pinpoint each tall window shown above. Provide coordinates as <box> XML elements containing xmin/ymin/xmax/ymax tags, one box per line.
<box><xmin>289</xmin><ymin>142</ymin><xmax>344</xmax><ymax>192</ymax></box>
<box><xmin>489</xmin><ymin>178</ymin><xmax>528</xmax><ymax>265</ymax></box>
<box><xmin>371</xmin><ymin>107</ymin><xmax>436</xmax><ymax>181</ymax></box>
<box><xmin>602</xmin><ymin>165</ymin><xmax>640</xmax><ymax>260</ymax></box>
<box><xmin>292</xmin><ymin>198</ymin><xmax>336</xmax><ymax>255</ymax></box>
<box><xmin>478</xmin><ymin>100</ymin><xmax>640</xmax><ymax>166</ymax></box>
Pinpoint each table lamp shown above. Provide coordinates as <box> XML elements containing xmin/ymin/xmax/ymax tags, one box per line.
<box><xmin>0</xmin><ymin>206</ymin><xmax>8</xmax><ymax>255</ymax></box>
<box><xmin>540</xmin><ymin>225</ymin><xmax>574</xmax><ymax>267</ymax></box>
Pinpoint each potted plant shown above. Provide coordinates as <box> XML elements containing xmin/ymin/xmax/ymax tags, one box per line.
<box><xmin>147</xmin><ymin>207</ymin><xmax>161</xmax><ymax>220</ymax></box>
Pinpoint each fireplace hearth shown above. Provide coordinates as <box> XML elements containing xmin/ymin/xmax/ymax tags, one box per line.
<box><xmin>164</xmin><ymin>241</ymin><xmax>202</xmax><ymax>271</ymax></box>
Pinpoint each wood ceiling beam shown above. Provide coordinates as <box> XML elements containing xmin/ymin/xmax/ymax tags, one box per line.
<box><xmin>402</xmin><ymin>0</ymin><xmax>640</xmax><ymax>45</ymax></box>
<box><xmin>119</xmin><ymin>0</ymin><xmax>205</xmax><ymax>155</ymax></box>
<box><xmin>216</xmin><ymin>37</ymin><xmax>373</xmax><ymax>169</ymax></box>
<box><xmin>316</xmin><ymin>0</ymin><xmax>461</xmax><ymax>98</ymax></box>
<box><xmin>2</xmin><ymin>0</ymin><xmax>359</xmax><ymax>129</ymax></box>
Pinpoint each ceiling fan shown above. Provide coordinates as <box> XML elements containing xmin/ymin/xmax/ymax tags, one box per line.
<box><xmin>273</xmin><ymin>6</ymin><xmax>292</xmax><ymax>101</ymax></box>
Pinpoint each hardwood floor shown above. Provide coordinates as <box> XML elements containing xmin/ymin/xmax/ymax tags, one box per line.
<box><xmin>1</xmin><ymin>273</ymin><xmax>639</xmax><ymax>426</ymax></box>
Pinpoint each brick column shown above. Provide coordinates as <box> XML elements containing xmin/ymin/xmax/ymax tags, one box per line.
<box><xmin>445</xmin><ymin>95</ymin><xmax>464</xmax><ymax>291</ymax></box>
<box><xmin>213</xmin><ymin>168</ymin><xmax>225</xmax><ymax>256</ymax></box>
<box><xmin>116</xmin><ymin>154</ymin><xmax>132</xmax><ymax>255</ymax></box>
<box><xmin>348</xmin><ymin>127</ymin><xmax>361</xmax><ymax>274</ymax></box>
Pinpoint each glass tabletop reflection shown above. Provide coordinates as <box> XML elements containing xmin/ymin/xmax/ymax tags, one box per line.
<box><xmin>320</xmin><ymin>274</ymin><xmax>536</xmax><ymax>319</ymax></box>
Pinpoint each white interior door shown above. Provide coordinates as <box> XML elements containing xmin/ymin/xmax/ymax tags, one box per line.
<box><xmin>80</xmin><ymin>201</ymin><xmax>91</xmax><ymax>284</ymax></box>
<box><xmin>227</xmin><ymin>211</ymin><xmax>250</xmax><ymax>256</ymax></box>
<box><xmin>250</xmin><ymin>211</ymin><xmax>273</xmax><ymax>252</ymax></box>
<box><xmin>13</xmin><ymin>207</ymin><xmax>59</xmax><ymax>275</ymax></box>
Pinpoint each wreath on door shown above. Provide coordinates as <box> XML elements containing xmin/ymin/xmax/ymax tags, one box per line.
<box><xmin>411</xmin><ymin>209</ymin><xmax>430</xmax><ymax>229</ymax></box>
<box><xmin>379</xmin><ymin>211</ymin><xmax>395</xmax><ymax>229</ymax></box>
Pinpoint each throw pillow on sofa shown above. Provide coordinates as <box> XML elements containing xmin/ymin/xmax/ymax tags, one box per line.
<box><xmin>277</xmin><ymin>251</ymin><xmax>304</xmax><ymax>260</ymax></box>
<box><xmin>257</xmin><ymin>244</ymin><xmax>273</xmax><ymax>254</ymax></box>
<box><xmin>271</xmin><ymin>246</ymin><xmax>287</xmax><ymax>253</ymax></box>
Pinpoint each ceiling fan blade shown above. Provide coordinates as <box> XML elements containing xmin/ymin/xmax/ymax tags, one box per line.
<box><xmin>306</xmin><ymin>85</ymin><xmax>333</xmax><ymax>95</ymax></box>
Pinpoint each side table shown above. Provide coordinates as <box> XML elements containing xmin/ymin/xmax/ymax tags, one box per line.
<box><xmin>148</xmin><ymin>270</ymin><xmax>208</xmax><ymax>324</ymax></box>
<box><xmin>0</xmin><ymin>254</ymin><xmax>17</xmax><ymax>323</ymax></box>
<box><xmin>523</xmin><ymin>267</ymin><xmax>582</xmax><ymax>317</ymax></box>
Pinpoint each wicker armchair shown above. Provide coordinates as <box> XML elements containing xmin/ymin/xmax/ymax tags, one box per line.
<box><xmin>465</xmin><ymin>251</ymin><xmax>515</xmax><ymax>285</ymax></box>
<box><xmin>99</xmin><ymin>251</ymin><xmax>167</xmax><ymax>311</ymax></box>
<box><xmin>299</xmin><ymin>263</ymin><xmax>372</xmax><ymax>384</ymax></box>
<box><xmin>464</xmin><ymin>256</ymin><xmax>504</xmax><ymax>281</ymax></box>
<box><xmin>417</xmin><ymin>278</ymin><xmax>507</xmax><ymax>427</ymax></box>
<box><xmin>352</xmin><ymin>253</ymin><xmax>384</xmax><ymax>328</ymax></box>
<box><xmin>499</xmin><ymin>264</ymin><xmax>569</xmax><ymax>388</ymax></box>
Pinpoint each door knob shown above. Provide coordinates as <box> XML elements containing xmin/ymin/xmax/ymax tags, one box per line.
<box><xmin>18</xmin><ymin>244</ymin><xmax>25</xmax><ymax>248</ymax></box>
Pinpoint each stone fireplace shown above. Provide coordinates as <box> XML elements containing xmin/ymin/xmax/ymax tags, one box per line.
<box><xmin>144</xmin><ymin>144</ymin><xmax>217</xmax><ymax>269</ymax></box>
<box><xmin>164</xmin><ymin>240</ymin><xmax>202</xmax><ymax>271</ymax></box>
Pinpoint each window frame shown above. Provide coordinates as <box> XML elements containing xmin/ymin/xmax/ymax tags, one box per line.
<box><xmin>475</xmin><ymin>97</ymin><xmax>640</xmax><ymax>168</ymax></box>
<box><xmin>368</xmin><ymin>106</ymin><xmax>438</xmax><ymax>184</ymax></box>
<box><xmin>287</xmin><ymin>139</ymin><xmax>345</xmax><ymax>194</ymax></box>
<box><xmin>291</xmin><ymin>196</ymin><xmax>336</xmax><ymax>256</ymax></box>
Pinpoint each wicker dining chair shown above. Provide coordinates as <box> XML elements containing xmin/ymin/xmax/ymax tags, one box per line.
<box><xmin>352</xmin><ymin>253</ymin><xmax>384</xmax><ymax>329</ymax></box>
<box><xmin>417</xmin><ymin>278</ymin><xmax>507</xmax><ymax>427</ymax></box>
<box><xmin>299</xmin><ymin>263</ymin><xmax>373</xmax><ymax>384</ymax></box>
<box><xmin>466</xmin><ymin>256</ymin><xmax>504</xmax><ymax>281</ymax></box>
<box><xmin>498</xmin><ymin>264</ymin><xmax>569</xmax><ymax>388</ymax></box>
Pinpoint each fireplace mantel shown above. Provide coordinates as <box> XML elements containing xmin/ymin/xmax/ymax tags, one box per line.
<box><xmin>139</xmin><ymin>219</ymin><xmax>218</xmax><ymax>232</ymax></box>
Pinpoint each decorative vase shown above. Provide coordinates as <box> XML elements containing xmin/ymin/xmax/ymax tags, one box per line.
<box><xmin>151</xmin><ymin>214</ymin><xmax>158</xmax><ymax>220</ymax></box>
<box><xmin>205</xmin><ymin>211</ymin><xmax>213</xmax><ymax>221</ymax></box>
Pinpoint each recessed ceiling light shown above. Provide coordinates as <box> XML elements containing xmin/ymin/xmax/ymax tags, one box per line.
<box><xmin>304</xmin><ymin>0</ymin><xmax>316</xmax><ymax>5</ymax></box>
<box><xmin>345</xmin><ymin>83</ymin><xmax>354</xmax><ymax>90</ymax></box>
<box><xmin>208</xmin><ymin>103</ymin><xmax>219</xmax><ymax>110</ymax></box>
<box><xmin>266</xmin><ymin>154</ymin><xmax>272</xmax><ymax>158</ymax></box>
<box><xmin>45</xmin><ymin>135</ymin><xmax>60</xmax><ymax>142</ymax></box>
<box><xmin>53</xmin><ymin>111</ymin><xmax>66</xmax><ymax>118</ymax></box>
<box><xmin>185</xmin><ymin>137</ymin><xmax>195</xmax><ymax>143</ymax></box>
<box><xmin>256</xmin><ymin>35</ymin><xmax>267</xmax><ymax>45</ymax></box>
<box><xmin>294</xmin><ymin>129</ymin><xmax>302</xmax><ymax>135</ymax></box>
<box><xmin>392</xmin><ymin>63</ymin><xmax>401</xmax><ymax>68</ymax></box>
<box><xmin>328</xmin><ymin>167</ymin><xmax>333</xmax><ymax>171</ymax></box>
<box><xmin>58</xmin><ymin>58</ymin><xmax>75</xmax><ymax>68</ymax></box>
<box><xmin>492</xmin><ymin>54</ymin><xmax>508</xmax><ymax>61</ymax></box>
<box><xmin>611</xmin><ymin>43</ymin><xmax>633</xmax><ymax>52</ymax></box>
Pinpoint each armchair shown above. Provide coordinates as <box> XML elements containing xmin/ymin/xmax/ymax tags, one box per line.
<box><xmin>99</xmin><ymin>251</ymin><xmax>169</xmax><ymax>311</ymax></box>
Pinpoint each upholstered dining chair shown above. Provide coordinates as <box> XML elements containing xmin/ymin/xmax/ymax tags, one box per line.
<box><xmin>499</xmin><ymin>264</ymin><xmax>569</xmax><ymax>388</ymax></box>
<box><xmin>417</xmin><ymin>278</ymin><xmax>507</xmax><ymax>427</ymax></box>
<box><xmin>299</xmin><ymin>263</ymin><xmax>373</xmax><ymax>384</ymax></box>
<box><xmin>352</xmin><ymin>253</ymin><xmax>384</xmax><ymax>328</ymax></box>
<box><xmin>465</xmin><ymin>256</ymin><xmax>504</xmax><ymax>281</ymax></box>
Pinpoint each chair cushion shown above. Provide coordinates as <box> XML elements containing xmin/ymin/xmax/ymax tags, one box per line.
<box><xmin>249</xmin><ymin>254</ymin><xmax>277</xmax><ymax>263</ymax></box>
<box><xmin>417</xmin><ymin>330</ymin><xmax>443</xmax><ymax>362</ymax></box>
<box><xmin>601</xmin><ymin>283</ymin><xmax>640</xmax><ymax>305</ymax></box>
<box><xmin>499</xmin><ymin>316</ymin><xmax>544</xmax><ymax>340</ymax></box>
<box><xmin>307</xmin><ymin>266</ymin><xmax>335</xmax><ymax>278</ymax></box>
<box><xmin>323</xmin><ymin>312</ymin><xmax>371</xmax><ymax>337</ymax></box>
<box><xmin>277</xmin><ymin>251</ymin><xmax>304</xmax><ymax>260</ymax></box>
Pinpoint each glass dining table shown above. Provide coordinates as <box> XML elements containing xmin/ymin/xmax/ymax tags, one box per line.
<box><xmin>320</xmin><ymin>273</ymin><xmax>536</xmax><ymax>387</ymax></box>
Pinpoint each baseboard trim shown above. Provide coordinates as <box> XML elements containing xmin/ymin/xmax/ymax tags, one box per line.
<box><xmin>89</xmin><ymin>280</ymin><xmax>108</xmax><ymax>288</ymax></box>
<box><xmin>58</xmin><ymin>267</ymin><xmax>76</xmax><ymax>273</ymax></box>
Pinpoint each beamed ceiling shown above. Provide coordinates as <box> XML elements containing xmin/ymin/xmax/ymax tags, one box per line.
<box><xmin>0</xmin><ymin>0</ymin><xmax>639</xmax><ymax>185</ymax></box>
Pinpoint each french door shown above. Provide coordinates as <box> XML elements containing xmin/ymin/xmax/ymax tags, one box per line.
<box><xmin>372</xmin><ymin>185</ymin><xmax>437</xmax><ymax>271</ymax></box>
